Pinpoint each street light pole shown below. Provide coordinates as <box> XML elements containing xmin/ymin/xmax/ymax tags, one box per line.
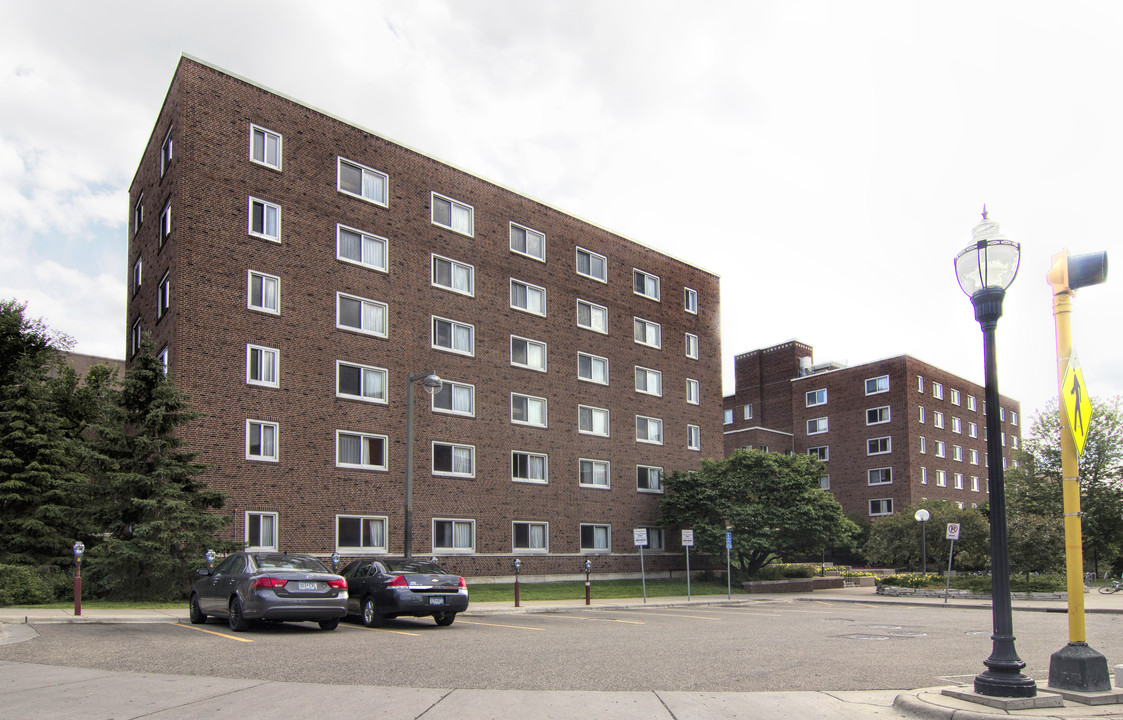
<box><xmin>955</xmin><ymin>208</ymin><xmax>1036</xmax><ymax>699</ymax></box>
<box><xmin>404</xmin><ymin>371</ymin><xmax>442</xmax><ymax>559</ymax></box>
<box><xmin>914</xmin><ymin>509</ymin><xmax>930</xmax><ymax>574</ymax></box>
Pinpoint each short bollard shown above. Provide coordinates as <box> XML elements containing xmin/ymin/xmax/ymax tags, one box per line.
<box><xmin>72</xmin><ymin>542</ymin><xmax>84</xmax><ymax>616</ymax></box>
<box><xmin>584</xmin><ymin>559</ymin><xmax>592</xmax><ymax>605</ymax></box>
<box><xmin>513</xmin><ymin>558</ymin><xmax>521</xmax><ymax>607</ymax></box>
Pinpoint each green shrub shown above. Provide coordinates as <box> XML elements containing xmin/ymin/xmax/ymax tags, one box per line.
<box><xmin>0</xmin><ymin>565</ymin><xmax>57</xmax><ymax>605</ymax></box>
<box><xmin>876</xmin><ymin>573</ymin><xmax>942</xmax><ymax>589</ymax></box>
<box><xmin>876</xmin><ymin>572</ymin><xmax>1066</xmax><ymax>593</ymax></box>
<box><xmin>750</xmin><ymin>563</ymin><xmax>816</xmax><ymax>581</ymax></box>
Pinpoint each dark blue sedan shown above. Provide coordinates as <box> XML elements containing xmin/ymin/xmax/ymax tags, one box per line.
<box><xmin>341</xmin><ymin>558</ymin><xmax>468</xmax><ymax>627</ymax></box>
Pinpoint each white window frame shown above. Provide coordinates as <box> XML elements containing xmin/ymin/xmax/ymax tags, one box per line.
<box><xmin>955</xmin><ymin>473</ymin><xmax>964</xmax><ymax>490</ymax></box>
<box><xmin>917</xmin><ymin>375</ymin><xmax>924</xmax><ymax>392</ymax></box>
<box><xmin>640</xmin><ymin>527</ymin><xmax>665</xmax><ymax>551</ymax></box>
<box><xmin>951</xmin><ymin>388</ymin><xmax>961</xmax><ymax>406</ymax></box>
<box><xmin>637</xmin><ymin>465</ymin><xmax>664</xmax><ymax>493</ymax></box>
<box><xmin>432</xmin><ymin>379</ymin><xmax>475</xmax><ymax>417</ymax></box>
<box><xmin>806</xmin><ymin>389</ymin><xmax>827</xmax><ymax>407</ymax></box>
<box><xmin>335</xmin><ymin>515</ymin><xmax>388</xmax><ymax>554</ymax></box>
<box><xmin>160</xmin><ymin>126</ymin><xmax>173</xmax><ymax>176</ymax></box>
<box><xmin>576</xmin><ymin>299</ymin><xmax>608</xmax><ymax>334</ymax></box>
<box><xmin>868</xmin><ymin>467</ymin><xmax>893</xmax><ymax>485</ymax></box>
<box><xmin>335</xmin><ymin>430</ymin><xmax>388</xmax><ymax>471</ymax></box>
<box><xmin>432</xmin><ymin>518</ymin><xmax>475</xmax><ymax>554</ymax></box>
<box><xmin>921</xmin><ymin>467</ymin><xmax>928</xmax><ymax>484</ymax></box>
<box><xmin>952</xmin><ymin>417</ymin><xmax>962</xmax><ymax>434</ymax></box>
<box><xmin>579</xmin><ymin>459</ymin><xmax>611</xmax><ymax>489</ymax></box>
<box><xmin>250</xmin><ymin>124</ymin><xmax>282</xmax><ymax>171</ymax></box>
<box><xmin>133</xmin><ymin>194</ymin><xmax>143</xmax><ymax>235</ymax></box>
<box><xmin>633</xmin><ymin>268</ymin><xmax>660</xmax><ymax>301</ymax></box>
<box><xmin>578</xmin><ymin>405</ymin><xmax>610</xmax><ymax>437</ymax></box>
<box><xmin>578</xmin><ymin>352</ymin><xmax>610</xmax><ymax>385</ymax></box>
<box><xmin>511</xmin><ymin>393</ymin><xmax>548</xmax><ymax>428</ymax></box>
<box><xmin>511</xmin><ymin>335</ymin><xmax>547</xmax><ymax>372</ymax></box>
<box><xmin>687</xmin><ymin>424</ymin><xmax>701</xmax><ymax>451</ymax></box>
<box><xmin>954</xmin><ymin>445</ymin><xmax>963</xmax><ymax>462</ymax></box>
<box><xmin>866</xmin><ymin>406</ymin><xmax>890</xmax><ymax>425</ymax></box>
<box><xmin>807</xmin><ymin>417</ymin><xmax>829</xmax><ymax>435</ymax></box>
<box><xmin>935</xmin><ymin>440</ymin><xmax>946</xmax><ymax>458</ymax></box>
<box><xmin>431</xmin><ymin>192</ymin><xmax>474</xmax><ymax>236</ymax></box>
<box><xmin>575</xmin><ymin>246</ymin><xmax>608</xmax><ymax>282</ymax></box>
<box><xmin>431</xmin><ymin>315</ymin><xmax>474</xmax><ymax>356</ymax></box>
<box><xmin>744</xmin><ymin>404</ymin><xmax>753</xmax><ymax>420</ymax></box>
<box><xmin>247</xmin><ymin>270</ymin><xmax>280</xmax><ymax>315</ymax></box>
<box><xmin>685</xmin><ymin>333</ymin><xmax>699</xmax><ymax>359</ymax></box>
<box><xmin>336</xmin><ymin>360</ymin><xmax>388</xmax><ymax>404</ymax></box>
<box><xmin>157</xmin><ymin>271</ymin><xmax>170</xmax><ymax>319</ymax></box>
<box><xmin>512</xmin><ymin>521</ymin><xmax>549</xmax><ymax>552</ymax></box>
<box><xmin>920</xmin><ymin>437</ymin><xmax>927</xmax><ymax>454</ymax></box>
<box><xmin>510</xmin><ymin>278</ymin><xmax>547</xmax><ymax>317</ymax></box>
<box><xmin>686</xmin><ymin>378</ymin><xmax>700</xmax><ymax>405</ymax></box>
<box><xmin>245</xmin><ymin>511</ymin><xmax>278</xmax><ymax>551</ymax></box>
<box><xmin>337</xmin><ymin>224</ymin><xmax>388</xmax><ymax>273</ymax></box>
<box><xmin>157</xmin><ymin>346</ymin><xmax>168</xmax><ymax>375</ymax></box>
<box><xmin>430</xmin><ymin>253</ymin><xmax>474</xmax><ymax>297</ymax></box>
<box><xmin>970</xmin><ymin>448</ymin><xmax>979</xmax><ymax>464</ymax></box>
<box><xmin>869</xmin><ymin>498</ymin><xmax>894</xmax><ymax>517</ymax></box>
<box><xmin>432</xmin><ymin>442</ymin><xmax>476</xmax><ymax>478</ymax></box>
<box><xmin>932</xmin><ymin>382</ymin><xmax>944</xmax><ymax>399</ymax></box>
<box><xmin>969</xmin><ymin>422</ymin><xmax>978</xmax><ymax>438</ymax></box>
<box><xmin>934</xmin><ymin>411</ymin><xmax>945</xmax><ymax>429</ymax></box>
<box><xmin>723</xmin><ymin>408</ymin><xmax>734</xmax><ymax>425</ymax></box>
<box><xmin>968</xmin><ymin>395</ymin><xmax>977</xmax><ymax>411</ymax></box>
<box><xmin>132</xmin><ymin>258</ymin><xmax>142</xmax><ymax>296</ymax></box>
<box><xmin>247</xmin><ymin>344</ymin><xmax>280</xmax><ymax>388</ymax></box>
<box><xmin>337</xmin><ymin>157</ymin><xmax>388</xmax><ymax>206</ymax></box>
<box><xmin>158</xmin><ymin>202</ymin><xmax>171</xmax><ymax>246</ymax></box>
<box><xmin>511</xmin><ymin>451</ymin><xmax>549</xmax><ymax>484</ymax></box>
<box><xmin>579</xmin><ymin>523</ymin><xmax>611</xmax><ymax>553</ymax></box>
<box><xmin>336</xmin><ymin>292</ymin><xmax>388</xmax><ymax>338</ymax></box>
<box><xmin>248</xmin><ymin>197</ymin><xmax>281</xmax><ymax>242</ymax></box>
<box><xmin>130</xmin><ymin>318</ymin><xmax>141</xmax><ymax>357</ymax></box>
<box><xmin>634</xmin><ymin>366</ymin><xmax>662</xmax><ymax>396</ymax></box>
<box><xmin>820</xmin><ymin>476</ymin><xmax>831</xmax><ymax>490</ymax></box>
<box><xmin>246</xmin><ymin>419</ymin><xmax>279</xmax><ymax>462</ymax></box>
<box><xmin>865</xmin><ymin>375</ymin><xmax>889</xmax><ymax>395</ymax></box>
<box><xmin>1011</xmin><ymin>411</ymin><xmax>1019</xmax><ymax>426</ymax></box>
<box><xmin>808</xmin><ymin>446</ymin><xmax>829</xmax><ymax>461</ymax></box>
<box><xmin>636</xmin><ymin>415</ymin><xmax>664</xmax><ymax>445</ymax></box>
<box><xmin>684</xmin><ymin>287</ymin><xmax>698</xmax><ymax>314</ymax></box>
<box><xmin>633</xmin><ymin>317</ymin><xmax>662</xmax><ymax>349</ymax></box>
<box><xmin>919</xmin><ymin>406</ymin><xmax>926</xmax><ymax>424</ymax></box>
<box><xmin>509</xmin><ymin>222</ymin><xmax>545</xmax><ymax>261</ymax></box>
<box><xmin>867</xmin><ymin>437</ymin><xmax>892</xmax><ymax>456</ymax></box>
<box><xmin>972</xmin><ymin>476</ymin><xmax>981</xmax><ymax>492</ymax></box>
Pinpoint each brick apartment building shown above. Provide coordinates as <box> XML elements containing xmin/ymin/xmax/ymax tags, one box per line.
<box><xmin>722</xmin><ymin>341</ymin><xmax>1021</xmax><ymax>519</ymax></box>
<box><xmin>126</xmin><ymin>56</ymin><xmax>722</xmax><ymax>576</ymax></box>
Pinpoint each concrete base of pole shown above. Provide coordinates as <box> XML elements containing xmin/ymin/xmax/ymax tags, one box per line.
<box><xmin>1048</xmin><ymin>642</ymin><xmax>1111</xmax><ymax>692</ymax></box>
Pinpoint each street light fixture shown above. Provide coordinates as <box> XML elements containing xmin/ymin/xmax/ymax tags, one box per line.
<box><xmin>404</xmin><ymin>371</ymin><xmax>442</xmax><ymax>559</ymax></box>
<box><xmin>954</xmin><ymin>208</ymin><xmax>1036</xmax><ymax>699</ymax></box>
<box><xmin>914</xmin><ymin>509</ymin><xmax>930</xmax><ymax>574</ymax></box>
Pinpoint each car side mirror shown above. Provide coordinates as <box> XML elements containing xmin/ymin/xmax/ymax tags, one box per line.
<box><xmin>197</xmin><ymin>568</ymin><xmax>212</xmax><ymax>576</ymax></box>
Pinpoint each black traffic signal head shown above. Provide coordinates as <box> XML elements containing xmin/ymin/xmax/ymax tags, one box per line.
<box><xmin>1047</xmin><ymin>250</ymin><xmax>1108</xmax><ymax>292</ymax></box>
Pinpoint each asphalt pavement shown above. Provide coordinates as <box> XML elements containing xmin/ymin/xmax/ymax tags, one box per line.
<box><xmin>4</xmin><ymin>586</ymin><xmax>1123</xmax><ymax>719</ymax></box>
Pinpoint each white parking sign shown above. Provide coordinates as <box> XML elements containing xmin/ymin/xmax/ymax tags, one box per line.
<box><xmin>946</xmin><ymin>523</ymin><xmax>960</xmax><ymax>540</ymax></box>
<box><xmin>634</xmin><ymin>528</ymin><xmax>648</xmax><ymax>546</ymax></box>
<box><xmin>681</xmin><ymin>530</ymin><xmax>694</xmax><ymax>547</ymax></box>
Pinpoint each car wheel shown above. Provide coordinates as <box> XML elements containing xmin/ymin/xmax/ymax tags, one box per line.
<box><xmin>228</xmin><ymin>597</ymin><xmax>250</xmax><ymax>632</ymax></box>
<box><xmin>318</xmin><ymin>618</ymin><xmax>340</xmax><ymax>631</ymax></box>
<box><xmin>434</xmin><ymin>611</ymin><xmax>457</xmax><ymax>627</ymax></box>
<box><xmin>361</xmin><ymin>597</ymin><xmax>383</xmax><ymax>628</ymax></box>
<box><xmin>188</xmin><ymin>594</ymin><xmax>207</xmax><ymax>624</ymax></box>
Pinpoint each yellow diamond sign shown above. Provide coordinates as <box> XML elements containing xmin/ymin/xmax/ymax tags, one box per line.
<box><xmin>1061</xmin><ymin>355</ymin><xmax>1092</xmax><ymax>456</ymax></box>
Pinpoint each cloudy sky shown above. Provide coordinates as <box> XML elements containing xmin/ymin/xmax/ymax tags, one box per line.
<box><xmin>2</xmin><ymin>1</ymin><xmax>1120</xmax><ymax>420</ymax></box>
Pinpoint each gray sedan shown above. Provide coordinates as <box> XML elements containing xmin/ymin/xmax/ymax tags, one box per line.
<box><xmin>189</xmin><ymin>552</ymin><xmax>348</xmax><ymax>631</ymax></box>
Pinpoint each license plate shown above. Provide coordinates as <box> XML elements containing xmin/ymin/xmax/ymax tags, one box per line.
<box><xmin>428</xmin><ymin>596</ymin><xmax>445</xmax><ymax>606</ymax></box>
<box><xmin>297</xmin><ymin>581</ymin><xmax>319</xmax><ymax>591</ymax></box>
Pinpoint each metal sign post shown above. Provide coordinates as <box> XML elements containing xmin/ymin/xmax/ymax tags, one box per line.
<box><xmin>682</xmin><ymin>530</ymin><xmax>694</xmax><ymax>601</ymax></box>
<box><xmin>944</xmin><ymin>523</ymin><xmax>960</xmax><ymax>603</ymax></box>
<box><xmin>634</xmin><ymin>529</ymin><xmax>648</xmax><ymax>603</ymax></box>
<box><xmin>725</xmin><ymin>531</ymin><xmax>733</xmax><ymax>600</ymax></box>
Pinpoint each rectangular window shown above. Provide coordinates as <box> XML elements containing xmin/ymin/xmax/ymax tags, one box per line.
<box><xmin>246</xmin><ymin>511</ymin><xmax>278</xmax><ymax>550</ymax></box>
<box><xmin>1013</xmin><ymin>436</ymin><xmax>1020</xmax><ymax>449</ymax></box>
<box><xmin>579</xmin><ymin>459</ymin><xmax>610</xmax><ymax>488</ymax></box>
<box><xmin>808</xmin><ymin>446</ymin><xmax>829</xmax><ymax>461</ymax></box>
<box><xmin>972</xmin><ymin>476</ymin><xmax>981</xmax><ymax>492</ymax></box>
<box><xmin>578</xmin><ymin>405</ymin><xmax>610</xmax><ymax>436</ymax></box>
<box><xmin>160</xmin><ymin>127</ymin><xmax>173</xmax><ymax>176</ymax></box>
<box><xmin>807</xmin><ymin>417</ymin><xmax>828</xmax><ymax>435</ymax></box>
<box><xmin>580</xmin><ymin>524</ymin><xmax>611</xmax><ymax>552</ymax></box>
<box><xmin>432</xmin><ymin>442</ymin><xmax>475</xmax><ymax>477</ymax></box>
<box><xmin>684</xmin><ymin>287</ymin><xmax>698</xmax><ymax>314</ymax></box>
<box><xmin>130</xmin><ymin>318</ymin><xmax>141</xmax><ymax>357</ymax></box>
<box><xmin>511</xmin><ymin>335</ymin><xmax>547</xmax><ymax>372</ymax></box>
<box><xmin>157</xmin><ymin>272</ymin><xmax>170</xmax><ymax>319</ymax></box>
<box><xmin>512</xmin><ymin>451</ymin><xmax>548</xmax><ymax>484</ymax></box>
<box><xmin>869</xmin><ymin>499</ymin><xmax>893</xmax><ymax>517</ymax></box>
<box><xmin>955</xmin><ymin>473</ymin><xmax>964</xmax><ymax>490</ymax></box>
<box><xmin>157</xmin><ymin>346</ymin><xmax>168</xmax><ymax>375</ymax></box>
<box><xmin>510</xmin><ymin>223</ymin><xmax>545</xmax><ymax>261</ymax></box>
<box><xmin>687</xmin><ymin>424</ymin><xmax>700</xmax><ymax>450</ymax></box>
<box><xmin>432</xmin><ymin>192</ymin><xmax>473</xmax><ymax>235</ymax></box>
<box><xmin>247</xmin><ymin>345</ymin><xmax>280</xmax><ymax>388</ymax></box>
<box><xmin>336</xmin><ymin>430</ymin><xmax>388</xmax><ymax>471</ymax></box>
<box><xmin>820</xmin><ymin>476</ymin><xmax>831</xmax><ymax>490</ymax></box>
<box><xmin>1011</xmin><ymin>411</ymin><xmax>1018</xmax><ymax>426</ymax></box>
<box><xmin>158</xmin><ymin>203</ymin><xmax>171</xmax><ymax>246</ymax></box>
<box><xmin>634</xmin><ymin>366</ymin><xmax>662</xmax><ymax>396</ymax></box>
<box><xmin>511</xmin><ymin>393</ymin><xmax>547</xmax><ymax>428</ymax></box>
<box><xmin>1001</xmin><ymin>432</ymin><xmax>1006</xmax><ymax>447</ymax></box>
<box><xmin>932</xmin><ymin>382</ymin><xmax>944</xmax><ymax>399</ymax></box>
<box><xmin>430</xmin><ymin>253</ymin><xmax>474</xmax><ymax>296</ymax></box>
<box><xmin>686</xmin><ymin>378</ymin><xmax>700</xmax><ymax>405</ymax></box>
<box><xmin>246</xmin><ymin>420</ymin><xmax>278</xmax><ymax>461</ymax></box>
<box><xmin>935</xmin><ymin>440</ymin><xmax>946</xmax><ymax>458</ymax></box>
<box><xmin>934</xmin><ymin>411</ymin><xmax>945</xmax><ymax>429</ymax></box>
<box><xmin>1000</xmin><ymin>407</ymin><xmax>1006</xmax><ymax>422</ymax></box>
<box><xmin>251</xmin><ymin>125</ymin><xmax>282</xmax><ymax>170</ymax></box>
<box><xmin>433</xmin><ymin>380</ymin><xmax>475</xmax><ymax>417</ymax></box>
<box><xmin>969</xmin><ymin>422</ymin><xmax>978</xmax><ymax>438</ymax></box>
<box><xmin>920</xmin><ymin>437</ymin><xmax>927</xmax><ymax>453</ymax></box>
<box><xmin>685</xmin><ymin>333</ymin><xmax>699</xmax><ymax>359</ymax></box>
<box><xmin>510</xmin><ymin>279</ymin><xmax>546</xmax><ymax>316</ymax></box>
<box><xmin>131</xmin><ymin>258</ymin><xmax>142</xmax><ymax>296</ymax></box>
<box><xmin>433</xmin><ymin>519</ymin><xmax>475</xmax><ymax>553</ymax></box>
<box><xmin>336</xmin><ymin>361</ymin><xmax>386</xmax><ymax>403</ymax></box>
<box><xmin>248</xmin><ymin>197</ymin><xmax>281</xmax><ymax>242</ymax></box>
<box><xmin>337</xmin><ymin>292</ymin><xmax>388</xmax><ymax>337</ymax></box>
<box><xmin>968</xmin><ymin>395</ymin><xmax>977</xmax><ymax>411</ymax></box>
<box><xmin>921</xmin><ymin>467</ymin><xmax>928</xmax><ymax>484</ymax></box>
<box><xmin>867</xmin><ymin>437</ymin><xmax>891</xmax><ymax>455</ymax></box>
<box><xmin>637</xmin><ymin>465</ymin><xmax>663</xmax><ymax>493</ymax></box>
<box><xmin>917</xmin><ymin>375</ymin><xmax>924</xmax><ymax>392</ymax></box>
<box><xmin>951</xmin><ymin>389</ymin><xmax>961</xmax><ymax>405</ymax></box>
<box><xmin>866</xmin><ymin>406</ymin><xmax>890</xmax><ymax>425</ymax></box>
<box><xmin>634</xmin><ymin>317</ymin><xmax>661</xmax><ymax>348</ymax></box>
<box><xmin>133</xmin><ymin>194</ymin><xmax>143</xmax><ymax>234</ymax></box>
<box><xmin>576</xmin><ymin>247</ymin><xmax>607</xmax><ymax>282</ymax></box>
<box><xmin>337</xmin><ymin>225</ymin><xmax>388</xmax><ymax>272</ymax></box>
<box><xmin>970</xmin><ymin>448</ymin><xmax>979</xmax><ymax>464</ymax></box>
<box><xmin>723</xmin><ymin>408</ymin><xmax>734</xmax><ymax>425</ymax></box>
<box><xmin>578</xmin><ymin>352</ymin><xmax>609</xmax><ymax>385</ymax></box>
<box><xmin>338</xmin><ymin>157</ymin><xmax>388</xmax><ymax>206</ymax></box>
<box><xmin>513</xmin><ymin>522</ymin><xmax>548</xmax><ymax>551</ymax></box>
<box><xmin>431</xmin><ymin>316</ymin><xmax>474</xmax><ymax>356</ymax></box>
<box><xmin>868</xmin><ymin>467</ymin><xmax>893</xmax><ymax>485</ymax></box>
<box><xmin>952</xmin><ymin>417</ymin><xmax>962</xmax><ymax>434</ymax></box>
<box><xmin>336</xmin><ymin>515</ymin><xmax>387</xmax><ymax>553</ymax></box>
<box><xmin>743</xmin><ymin>404</ymin><xmax>752</xmax><ymax>420</ymax></box>
<box><xmin>576</xmin><ymin>299</ymin><xmax>608</xmax><ymax>334</ymax></box>
<box><xmin>953</xmin><ymin>445</ymin><xmax>963</xmax><ymax>461</ymax></box>
<box><xmin>806</xmin><ymin>389</ymin><xmax>827</xmax><ymax>407</ymax></box>
<box><xmin>633</xmin><ymin>268</ymin><xmax>660</xmax><ymax>301</ymax></box>
<box><xmin>640</xmin><ymin>527</ymin><xmax>665</xmax><ymax>551</ymax></box>
<box><xmin>865</xmin><ymin>375</ymin><xmax>889</xmax><ymax>395</ymax></box>
<box><xmin>248</xmin><ymin>270</ymin><xmax>280</xmax><ymax>314</ymax></box>
<box><xmin>636</xmin><ymin>415</ymin><xmax>663</xmax><ymax>445</ymax></box>
<box><xmin>919</xmin><ymin>406</ymin><xmax>926</xmax><ymax>424</ymax></box>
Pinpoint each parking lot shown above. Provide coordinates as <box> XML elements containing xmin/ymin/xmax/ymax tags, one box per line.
<box><xmin>4</xmin><ymin>599</ymin><xmax>1123</xmax><ymax>692</ymax></box>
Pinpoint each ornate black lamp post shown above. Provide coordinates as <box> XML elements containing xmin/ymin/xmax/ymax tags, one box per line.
<box><xmin>954</xmin><ymin>208</ymin><xmax>1036</xmax><ymax>698</ymax></box>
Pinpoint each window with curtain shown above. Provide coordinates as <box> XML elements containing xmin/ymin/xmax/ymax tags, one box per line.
<box><xmin>512</xmin><ymin>452</ymin><xmax>548</xmax><ymax>483</ymax></box>
<box><xmin>337</xmin><ymin>225</ymin><xmax>387</xmax><ymax>271</ymax></box>
<box><xmin>511</xmin><ymin>336</ymin><xmax>547</xmax><ymax>371</ymax></box>
<box><xmin>636</xmin><ymin>416</ymin><xmax>663</xmax><ymax>444</ymax></box>
<box><xmin>577</xmin><ymin>299</ymin><xmax>608</xmax><ymax>333</ymax></box>
<box><xmin>251</xmin><ymin>125</ymin><xmax>281</xmax><ymax>169</ymax></box>
<box><xmin>432</xmin><ymin>316</ymin><xmax>474</xmax><ymax>355</ymax></box>
<box><xmin>247</xmin><ymin>420</ymin><xmax>278</xmax><ymax>461</ymax></box>
<box><xmin>249</xmin><ymin>197</ymin><xmax>280</xmax><ymax>241</ymax></box>
<box><xmin>338</xmin><ymin>158</ymin><xmax>388</xmax><ymax>205</ymax></box>
<box><xmin>336</xmin><ymin>516</ymin><xmax>387</xmax><ymax>552</ymax></box>
<box><xmin>337</xmin><ymin>293</ymin><xmax>388</xmax><ymax>337</ymax></box>
<box><xmin>580</xmin><ymin>459</ymin><xmax>610</xmax><ymax>487</ymax></box>
<box><xmin>510</xmin><ymin>279</ymin><xmax>546</xmax><ymax>316</ymax></box>
<box><xmin>512</xmin><ymin>394</ymin><xmax>547</xmax><ymax>427</ymax></box>
<box><xmin>336</xmin><ymin>362</ymin><xmax>387</xmax><ymax>403</ymax></box>
<box><xmin>576</xmin><ymin>247</ymin><xmax>607</xmax><ymax>281</ymax></box>
<box><xmin>634</xmin><ymin>318</ymin><xmax>661</xmax><ymax>348</ymax></box>
<box><xmin>432</xmin><ymin>254</ymin><xmax>474</xmax><ymax>295</ymax></box>
<box><xmin>247</xmin><ymin>512</ymin><xmax>277</xmax><ymax>549</ymax></box>
<box><xmin>248</xmin><ymin>271</ymin><xmax>280</xmax><ymax>313</ymax></box>
<box><xmin>433</xmin><ymin>381</ymin><xmax>474</xmax><ymax>416</ymax></box>
<box><xmin>247</xmin><ymin>345</ymin><xmax>279</xmax><ymax>387</ymax></box>
<box><xmin>433</xmin><ymin>443</ymin><xmax>474</xmax><ymax>477</ymax></box>
<box><xmin>513</xmin><ymin>522</ymin><xmax>548</xmax><ymax>550</ymax></box>
<box><xmin>336</xmin><ymin>431</ymin><xmax>387</xmax><ymax>470</ymax></box>
<box><xmin>578</xmin><ymin>353</ymin><xmax>609</xmax><ymax>384</ymax></box>
<box><xmin>580</xmin><ymin>524</ymin><xmax>610</xmax><ymax>551</ymax></box>
<box><xmin>432</xmin><ymin>193</ymin><xmax>474</xmax><ymax>235</ymax></box>
<box><xmin>434</xmin><ymin>519</ymin><xmax>474</xmax><ymax>551</ymax></box>
<box><xmin>510</xmin><ymin>223</ymin><xmax>545</xmax><ymax>260</ymax></box>
<box><xmin>579</xmin><ymin>406</ymin><xmax>609</xmax><ymax>436</ymax></box>
<box><xmin>634</xmin><ymin>367</ymin><xmax>662</xmax><ymax>396</ymax></box>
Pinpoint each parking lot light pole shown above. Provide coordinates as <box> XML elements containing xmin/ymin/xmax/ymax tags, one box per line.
<box><xmin>404</xmin><ymin>372</ymin><xmax>442</xmax><ymax>559</ymax></box>
<box><xmin>915</xmin><ymin>509</ymin><xmax>930</xmax><ymax>574</ymax></box>
<box><xmin>954</xmin><ymin>209</ymin><xmax>1036</xmax><ymax>699</ymax></box>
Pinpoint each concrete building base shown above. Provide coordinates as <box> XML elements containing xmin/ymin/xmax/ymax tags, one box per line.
<box><xmin>940</xmin><ymin>687</ymin><xmax>1063</xmax><ymax>711</ymax></box>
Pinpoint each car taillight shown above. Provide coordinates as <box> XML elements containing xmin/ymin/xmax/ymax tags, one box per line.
<box><xmin>458</xmin><ymin>577</ymin><xmax>467</xmax><ymax>588</ymax></box>
<box><xmin>388</xmin><ymin>575</ymin><xmax>408</xmax><ymax>588</ymax></box>
<box><xmin>328</xmin><ymin>578</ymin><xmax>347</xmax><ymax>590</ymax></box>
<box><xmin>251</xmin><ymin>576</ymin><xmax>287</xmax><ymax>589</ymax></box>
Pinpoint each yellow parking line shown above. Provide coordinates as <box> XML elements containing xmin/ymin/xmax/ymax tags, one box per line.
<box><xmin>339</xmin><ymin>624</ymin><xmax>420</xmax><ymax>637</ymax></box>
<box><xmin>172</xmin><ymin>623</ymin><xmax>253</xmax><ymax>642</ymax></box>
<box><xmin>458</xmin><ymin>620</ymin><xmax>546</xmax><ymax>631</ymax></box>
<box><xmin>605</xmin><ymin>610</ymin><xmax>719</xmax><ymax>620</ymax></box>
<box><xmin>537</xmin><ymin>614</ymin><xmax>644</xmax><ymax>625</ymax></box>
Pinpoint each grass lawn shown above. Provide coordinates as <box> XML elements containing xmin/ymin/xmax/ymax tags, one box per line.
<box><xmin>467</xmin><ymin>577</ymin><xmax>744</xmax><ymax>603</ymax></box>
<box><xmin>4</xmin><ymin>600</ymin><xmax>185</xmax><ymax>610</ymax></box>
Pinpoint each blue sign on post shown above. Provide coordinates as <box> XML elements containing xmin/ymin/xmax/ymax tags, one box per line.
<box><xmin>725</xmin><ymin>532</ymin><xmax>733</xmax><ymax>550</ymax></box>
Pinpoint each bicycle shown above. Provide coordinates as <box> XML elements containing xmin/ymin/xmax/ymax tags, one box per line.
<box><xmin>1099</xmin><ymin>575</ymin><xmax>1121</xmax><ymax>594</ymax></box>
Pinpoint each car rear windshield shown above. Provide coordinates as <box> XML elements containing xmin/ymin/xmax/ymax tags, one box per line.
<box><xmin>383</xmin><ymin>560</ymin><xmax>449</xmax><ymax>574</ymax></box>
<box><xmin>252</xmin><ymin>554</ymin><xmax>329</xmax><ymax>572</ymax></box>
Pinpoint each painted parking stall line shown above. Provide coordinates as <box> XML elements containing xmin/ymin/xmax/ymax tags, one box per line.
<box><xmin>338</xmin><ymin>624</ymin><xmax>421</xmax><ymax>637</ymax></box>
<box><xmin>458</xmin><ymin>620</ymin><xmax>546</xmax><ymax>631</ymax></box>
<box><xmin>172</xmin><ymin>623</ymin><xmax>253</xmax><ymax>643</ymax></box>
